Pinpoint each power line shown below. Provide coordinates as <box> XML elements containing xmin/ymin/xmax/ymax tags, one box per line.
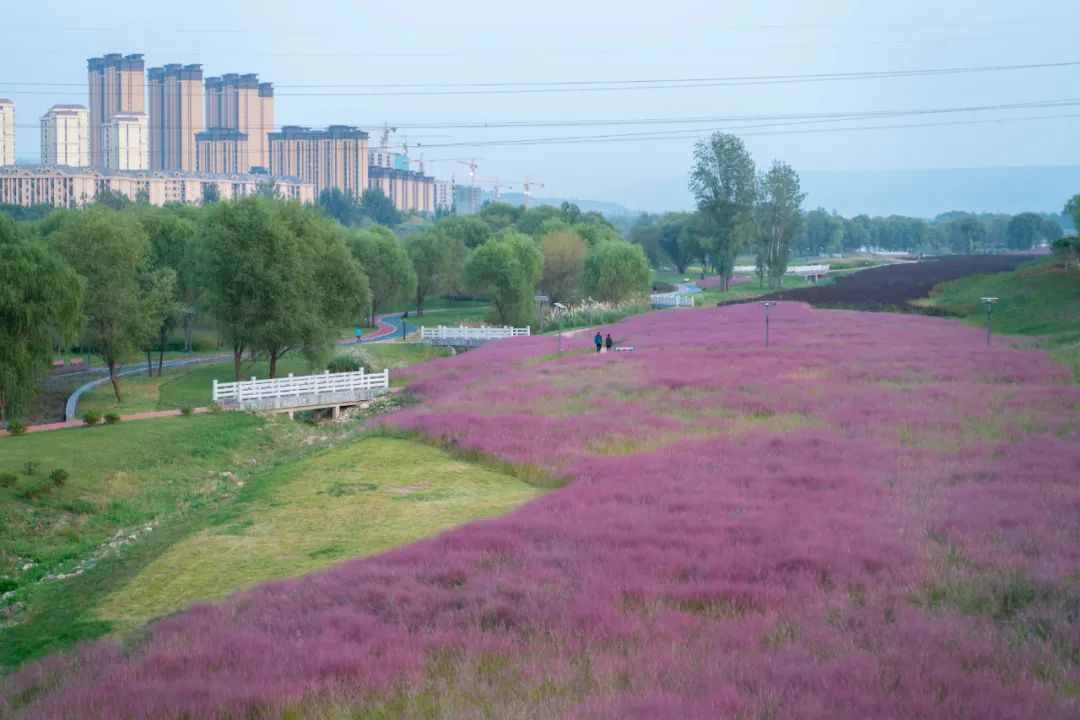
<box><xmin>12</xmin><ymin>97</ymin><xmax>1080</xmax><ymax>134</ymax></box>
<box><xmin>4</xmin><ymin>59</ymin><xmax>1079</xmax><ymax>95</ymax></box>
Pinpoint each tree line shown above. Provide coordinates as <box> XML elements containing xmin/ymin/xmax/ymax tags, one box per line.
<box><xmin>0</xmin><ymin>196</ymin><xmax>651</xmax><ymax>423</ymax></box>
<box><xmin>628</xmin><ymin>133</ymin><xmax>1071</xmax><ymax>282</ymax></box>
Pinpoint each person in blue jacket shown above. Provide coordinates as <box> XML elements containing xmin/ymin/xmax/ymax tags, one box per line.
<box><xmin>594</xmin><ymin>331</ymin><xmax>603</xmax><ymax>353</ymax></box>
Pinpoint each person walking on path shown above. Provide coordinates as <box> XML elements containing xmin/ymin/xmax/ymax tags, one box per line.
<box><xmin>594</xmin><ymin>331</ymin><xmax>603</xmax><ymax>353</ymax></box>
<box><xmin>605</xmin><ymin>333</ymin><xmax>613</xmax><ymax>352</ymax></box>
<box><xmin>355</xmin><ymin>327</ymin><xmax>363</xmax><ymax>344</ymax></box>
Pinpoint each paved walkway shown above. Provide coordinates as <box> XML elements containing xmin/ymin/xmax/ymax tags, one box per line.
<box><xmin>2</xmin><ymin>408</ymin><xmax>211</xmax><ymax>436</ymax></box>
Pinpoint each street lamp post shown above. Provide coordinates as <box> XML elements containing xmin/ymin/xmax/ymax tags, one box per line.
<box><xmin>535</xmin><ymin>295</ymin><xmax>549</xmax><ymax>334</ymax></box>
<box><xmin>759</xmin><ymin>301</ymin><xmax>776</xmax><ymax>347</ymax></box>
<box><xmin>554</xmin><ymin>302</ymin><xmax>567</xmax><ymax>354</ymax></box>
<box><xmin>980</xmin><ymin>297</ymin><xmax>998</xmax><ymax>347</ymax></box>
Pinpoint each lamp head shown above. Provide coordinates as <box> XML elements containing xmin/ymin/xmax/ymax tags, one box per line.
<box><xmin>980</xmin><ymin>297</ymin><xmax>999</xmax><ymax>304</ymax></box>
<box><xmin>553</xmin><ymin>302</ymin><xmax>567</xmax><ymax>311</ymax></box>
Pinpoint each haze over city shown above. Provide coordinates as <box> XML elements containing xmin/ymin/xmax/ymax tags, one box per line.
<box><xmin>2</xmin><ymin>0</ymin><xmax>1079</xmax><ymax>214</ymax></box>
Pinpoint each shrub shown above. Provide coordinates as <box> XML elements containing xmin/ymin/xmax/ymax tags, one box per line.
<box><xmin>326</xmin><ymin>355</ymin><xmax>367</xmax><ymax>374</ymax></box>
<box><xmin>180</xmin><ymin>406</ymin><xmax>194</xmax><ymax>417</ymax></box>
<box><xmin>0</xmin><ymin>578</ymin><xmax>16</xmax><ymax>593</ymax></box>
<box><xmin>49</xmin><ymin>468</ymin><xmax>69</xmax><ymax>487</ymax></box>
<box><xmin>0</xmin><ymin>472</ymin><xmax>17</xmax><ymax>488</ymax></box>
<box><xmin>104</xmin><ymin>412</ymin><xmax>121</xmax><ymax>425</ymax></box>
<box><xmin>23</xmin><ymin>460</ymin><xmax>40</xmax><ymax>476</ymax></box>
<box><xmin>6</xmin><ymin>421</ymin><xmax>28</xmax><ymax>436</ymax></box>
<box><xmin>17</xmin><ymin>477</ymin><xmax>50</xmax><ymax>500</ymax></box>
<box><xmin>208</xmin><ymin>402</ymin><xmax>224</xmax><ymax>414</ymax></box>
<box><xmin>82</xmin><ymin>411</ymin><xmax>101</xmax><ymax>427</ymax></box>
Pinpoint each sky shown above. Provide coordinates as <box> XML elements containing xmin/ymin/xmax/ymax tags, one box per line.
<box><xmin>2</xmin><ymin>0</ymin><xmax>1078</xmax><ymax>210</ymax></box>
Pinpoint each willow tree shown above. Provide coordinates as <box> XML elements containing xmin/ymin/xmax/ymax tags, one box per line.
<box><xmin>0</xmin><ymin>217</ymin><xmax>82</xmax><ymax>422</ymax></box>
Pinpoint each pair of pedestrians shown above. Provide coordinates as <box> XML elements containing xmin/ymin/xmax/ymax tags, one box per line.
<box><xmin>594</xmin><ymin>332</ymin><xmax>613</xmax><ymax>353</ymax></box>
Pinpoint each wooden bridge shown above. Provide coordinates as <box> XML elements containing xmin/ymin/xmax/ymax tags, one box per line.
<box><xmin>419</xmin><ymin>325</ymin><xmax>530</xmax><ymax>347</ymax></box>
<box><xmin>212</xmin><ymin>369</ymin><xmax>390</xmax><ymax>418</ymax></box>
<box><xmin>734</xmin><ymin>264</ymin><xmax>831</xmax><ymax>283</ymax></box>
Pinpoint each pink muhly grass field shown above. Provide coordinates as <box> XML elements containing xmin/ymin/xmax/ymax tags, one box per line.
<box><xmin>4</xmin><ymin>302</ymin><xmax>1079</xmax><ymax>719</ymax></box>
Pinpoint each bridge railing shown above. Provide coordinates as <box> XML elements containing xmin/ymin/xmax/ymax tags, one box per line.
<box><xmin>212</xmin><ymin>369</ymin><xmax>390</xmax><ymax>404</ymax></box>
<box><xmin>420</xmin><ymin>326</ymin><xmax>530</xmax><ymax>343</ymax></box>
<box><xmin>734</xmin><ymin>264</ymin><xmax>830</xmax><ymax>277</ymax></box>
<box><xmin>651</xmin><ymin>293</ymin><xmax>695</xmax><ymax>308</ymax></box>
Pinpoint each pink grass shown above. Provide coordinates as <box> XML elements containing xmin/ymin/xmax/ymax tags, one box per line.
<box><xmin>5</xmin><ymin>302</ymin><xmax>1078</xmax><ymax>719</ymax></box>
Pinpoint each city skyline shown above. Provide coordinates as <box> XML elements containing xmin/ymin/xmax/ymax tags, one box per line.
<box><xmin>1</xmin><ymin>0</ymin><xmax>1078</xmax><ymax>212</ymax></box>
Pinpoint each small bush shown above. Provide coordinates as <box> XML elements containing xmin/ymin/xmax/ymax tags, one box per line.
<box><xmin>82</xmin><ymin>411</ymin><xmax>102</xmax><ymax>427</ymax></box>
<box><xmin>0</xmin><ymin>472</ymin><xmax>17</xmax><ymax>488</ymax></box>
<box><xmin>23</xmin><ymin>460</ymin><xmax>40</xmax><ymax>476</ymax></box>
<box><xmin>17</xmin><ymin>478</ymin><xmax>50</xmax><ymax>500</ymax></box>
<box><xmin>208</xmin><ymin>402</ymin><xmax>224</xmax><ymax>414</ymax></box>
<box><xmin>180</xmin><ymin>406</ymin><xmax>194</xmax><ymax>417</ymax></box>
<box><xmin>49</xmin><ymin>469</ymin><xmax>69</xmax><ymax>487</ymax></box>
<box><xmin>326</xmin><ymin>355</ymin><xmax>367</xmax><ymax>374</ymax></box>
<box><xmin>0</xmin><ymin>578</ymin><xmax>17</xmax><ymax>593</ymax></box>
<box><xmin>104</xmin><ymin>412</ymin><xmax>121</xmax><ymax>425</ymax></box>
<box><xmin>6</xmin><ymin>421</ymin><xmax>28</xmax><ymax>436</ymax></box>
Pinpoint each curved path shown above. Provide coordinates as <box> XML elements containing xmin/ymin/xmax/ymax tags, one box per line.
<box><xmin>60</xmin><ymin>313</ymin><xmax>412</xmax><ymax>423</ymax></box>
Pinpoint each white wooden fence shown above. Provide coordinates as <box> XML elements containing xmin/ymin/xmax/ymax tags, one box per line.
<box><xmin>651</xmin><ymin>293</ymin><xmax>695</xmax><ymax>308</ymax></box>
<box><xmin>420</xmin><ymin>326</ymin><xmax>530</xmax><ymax>345</ymax></box>
<box><xmin>213</xmin><ymin>369</ymin><xmax>389</xmax><ymax>405</ymax></box>
<box><xmin>734</xmin><ymin>264</ymin><xmax>830</xmax><ymax>277</ymax></box>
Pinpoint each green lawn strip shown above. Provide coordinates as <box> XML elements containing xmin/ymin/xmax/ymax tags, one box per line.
<box><xmin>0</xmin><ymin>412</ymin><xmax>291</xmax><ymax>669</ymax></box>
<box><xmin>407</xmin><ymin>307</ymin><xmax>491</xmax><ymax>329</ymax></box>
<box><xmin>923</xmin><ymin>259</ymin><xmax>1080</xmax><ymax>381</ymax></box>
<box><xmin>94</xmin><ymin>436</ymin><xmax>542</xmax><ymax>633</ymax></box>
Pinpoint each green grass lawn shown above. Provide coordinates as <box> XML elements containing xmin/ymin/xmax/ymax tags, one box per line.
<box><xmin>77</xmin><ymin>344</ymin><xmax>452</xmax><ymax>417</ymax></box>
<box><xmin>923</xmin><ymin>259</ymin><xmax>1080</xmax><ymax>380</ymax></box>
<box><xmin>408</xmin><ymin>306</ymin><xmax>491</xmax><ymax>329</ymax></box>
<box><xmin>96</xmin><ymin>437</ymin><xmax>541</xmax><ymax>632</ymax></box>
<box><xmin>0</xmin><ymin>413</ymin><xmax>540</xmax><ymax>670</ymax></box>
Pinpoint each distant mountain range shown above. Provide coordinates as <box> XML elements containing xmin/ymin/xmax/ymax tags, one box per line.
<box><xmin>615</xmin><ymin>166</ymin><xmax>1080</xmax><ymax>219</ymax></box>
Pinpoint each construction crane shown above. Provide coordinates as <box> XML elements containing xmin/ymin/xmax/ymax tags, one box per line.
<box><xmin>408</xmin><ymin>153</ymin><xmax>426</xmax><ymax>175</ymax></box>
<box><xmin>510</xmin><ymin>179</ymin><xmax>544</xmax><ymax>209</ymax></box>
<box><xmin>379</xmin><ymin>122</ymin><xmax>397</xmax><ymax>150</ymax></box>
<box><xmin>474</xmin><ymin>179</ymin><xmax>512</xmax><ymax>202</ymax></box>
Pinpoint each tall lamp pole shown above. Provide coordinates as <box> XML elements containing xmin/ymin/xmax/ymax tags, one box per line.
<box><xmin>554</xmin><ymin>302</ymin><xmax>567</xmax><ymax>354</ymax></box>
<box><xmin>759</xmin><ymin>301</ymin><xmax>775</xmax><ymax>348</ymax></box>
<box><xmin>980</xmin><ymin>297</ymin><xmax>998</xmax><ymax>347</ymax></box>
<box><xmin>535</xmin><ymin>295</ymin><xmax>549</xmax><ymax>334</ymax></box>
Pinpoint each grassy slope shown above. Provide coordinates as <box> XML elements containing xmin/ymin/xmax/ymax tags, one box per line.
<box><xmin>96</xmin><ymin>437</ymin><xmax>541</xmax><ymax>632</ymax></box>
<box><xmin>77</xmin><ymin>344</ymin><xmax>452</xmax><ymax>417</ymax></box>
<box><xmin>926</xmin><ymin>259</ymin><xmax>1080</xmax><ymax>379</ymax></box>
<box><xmin>0</xmin><ymin>415</ymin><xmax>538</xmax><ymax>670</ymax></box>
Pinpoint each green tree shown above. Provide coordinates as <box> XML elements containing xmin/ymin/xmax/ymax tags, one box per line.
<box><xmin>1006</xmin><ymin>212</ymin><xmax>1047</xmax><ymax>250</ymax></box>
<box><xmin>141</xmin><ymin>267</ymin><xmax>179</xmax><ymax>377</ymax></box>
<box><xmin>477</xmin><ymin>202</ymin><xmax>522</xmax><ymax>232</ymax></box>
<box><xmin>348</xmin><ymin>226</ymin><xmax>416</xmax><ymax>325</ymax></box>
<box><xmin>0</xmin><ymin>217</ymin><xmax>82</xmax><ymax>421</ymax></box>
<box><xmin>538</xmin><ymin>229</ymin><xmax>587</xmax><ymax>303</ymax></box>
<box><xmin>319</xmin><ymin>188</ymin><xmax>364</xmax><ymax>227</ymax></box>
<box><xmin>582</xmin><ymin>241</ymin><xmax>651</xmax><ymax>304</ymax></box>
<box><xmin>627</xmin><ymin>214</ymin><xmax>663</xmax><ymax>267</ymax></box>
<box><xmin>803</xmin><ymin>209</ymin><xmax>845</xmax><ymax>256</ymax></box>
<box><xmin>201</xmin><ymin>197</ymin><xmax>369</xmax><ymax>380</ymax></box>
<box><xmin>688</xmin><ymin>133</ymin><xmax>758</xmax><ymax>290</ymax></box>
<box><xmin>360</xmin><ymin>187</ymin><xmax>401</xmax><ymax>226</ymax></box>
<box><xmin>571</xmin><ymin>222</ymin><xmax>621</xmax><ymax>247</ymax></box>
<box><xmin>515</xmin><ymin>205</ymin><xmax>562</xmax><ymax>236</ymax></box>
<box><xmin>436</xmin><ymin>215</ymin><xmax>493</xmax><ymax>249</ymax></box>
<box><xmin>465</xmin><ymin>234</ymin><xmax>542</xmax><ymax>327</ymax></box>
<box><xmin>656</xmin><ymin>213</ymin><xmax>693</xmax><ymax>273</ymax></box>
<box><xmin>48</xmin><ymin>207</ymin><xmax>153</xmax><ymax>402</ymax></box>
<box><xmin>92</xmin><ymin>187</ymin><xmax>131</xmax><ymax>210</ymax></box>
<box><xmin>755</xmin><ymin>161</ymin><xmax>806</xmax><ymax>289</ymax></box>
<box><xmin>201</xmin><ymin>183</ymin><xmax>221</xmax><ymax>207</ymax></box>
<box><xmin>407</xmin><ymin>230</ymin><xmax>462</xmax><ymax>317</ymax></box>
<box><xmin>946</xmin><ymin>217</ymin><xmax>987</xmax><ymax>254</ymax></box>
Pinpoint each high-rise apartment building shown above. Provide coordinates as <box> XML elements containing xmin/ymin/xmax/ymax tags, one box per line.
<box><xmin>102</xmin><ymin>112</ymin><xmax>148</xmax><ymax>171</ymax></box>
<box><xmin>434</xmin><ymin>180</ymin><xmax>452</xmax><ymax>211</ymax></box>
<box><xmin>87</xmin><ymin>53</ymin><xmax>145</xmax><ymax>168</ymax></box>
<box><xmin>205</xmin><ymin>73</ymin><xmax>273</xmax><ymax>172</ymax></box>
<box><xmin>147</xmin><ymin>64</ymin><xmax>204</xmax><ymax>172</ymax></box>
<box><xmin>268</xmin><ymin>125</ymin><xmax>369</xmax><ymax>198</ymax></box>
<box><xmin>195</xmin><ymin>129</ymin><xmax>249</xmax><ymax>175</ymax></box>
<box><xmin>40</xmin><ymin>105</ymin><xmax>89</xmax><ymax>167</ymax></box>
<box><xmin>0</xmin><ymin>100</ymin><xmax>14</xmax><ymax>166</ymax></box>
